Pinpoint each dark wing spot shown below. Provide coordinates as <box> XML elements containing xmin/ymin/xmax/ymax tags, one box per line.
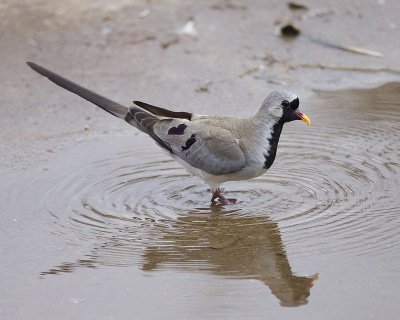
<box><xmin>168</xmin><ymin>123</ymin><xmax>187</xmax><ymax>135</ymax></box>
<box><xmin>181</xmin><ymin>134</ymin><xmax>196</xmax><ymax>151</ymax></box>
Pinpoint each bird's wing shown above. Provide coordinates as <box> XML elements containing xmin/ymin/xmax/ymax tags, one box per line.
<box><xmin>129</xmin><ymin>107</ymin><xmax>246</xmax><ymax>175</ymax></box>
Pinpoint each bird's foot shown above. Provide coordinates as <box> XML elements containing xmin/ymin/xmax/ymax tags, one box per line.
<box><xmin>211</xmin><ymin>188</ymin><xmax>235</xmax><ymax>205</ymax></box>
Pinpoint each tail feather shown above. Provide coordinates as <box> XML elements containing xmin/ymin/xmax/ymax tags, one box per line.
<box><xmin>27</xmin><ymin>62</ymin><xmax>128</xmax><ymax>119</ymax></box>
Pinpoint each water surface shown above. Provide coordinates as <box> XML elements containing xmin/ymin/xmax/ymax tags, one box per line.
<box><xmin>1</xmin><ymin>83</ymin><xmax>400</xmax><ymax>319</ymax></box>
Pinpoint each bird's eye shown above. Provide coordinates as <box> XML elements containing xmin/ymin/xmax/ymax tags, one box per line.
<box><xmin>282</xmin><ymin>100</ymin><xmax>290</xmax><ymax>108</ymax></box>
<box><xmin>290</xmin><ymin>97</ymin><xmax>299</xmax><ymax>110</ymax></box>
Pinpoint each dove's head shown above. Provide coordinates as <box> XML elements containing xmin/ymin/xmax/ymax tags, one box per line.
<box><xmin>260</xmin><ymin>90</ymin><xmax>310</xmax><ymax>125</ymax></box>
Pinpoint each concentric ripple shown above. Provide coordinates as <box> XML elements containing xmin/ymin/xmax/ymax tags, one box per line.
<box><xmin>13</xmin><ymin>83</ymin><xmax>400</xmax><ymax>275</ymax></box>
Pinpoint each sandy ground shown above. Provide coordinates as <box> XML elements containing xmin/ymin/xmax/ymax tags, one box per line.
<box><xmin>1</xmin><ymin>1</ymin><xmax>400</xmax><ymax>319</ymax></box>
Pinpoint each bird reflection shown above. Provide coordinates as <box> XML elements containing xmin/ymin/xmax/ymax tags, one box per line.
<box><xmin>42</xmin><ymin>203</ymin><xmax>317</xmax><ymax>307</ymax></box>
<box><xmin>142</xmin><ymin>203</ymin><xmax>318</xmax><ymax>307</ymax></box>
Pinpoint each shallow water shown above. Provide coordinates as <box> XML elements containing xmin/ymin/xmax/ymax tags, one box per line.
<box><xmin>1</xmin><ymin>83</ymin><xmax>400</xmax><ymax>318</ymax></box>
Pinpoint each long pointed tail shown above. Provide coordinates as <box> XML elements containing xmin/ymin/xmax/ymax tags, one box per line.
<box><xmin>27</xmin><ymin>62</ymin><xmax>128</xmax><ymax>119</ymax></box>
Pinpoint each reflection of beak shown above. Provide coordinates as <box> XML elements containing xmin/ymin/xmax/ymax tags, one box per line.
<box><xmin>295</xmin><ymin>111</ymin><xmax>311</xmax><ymax>126</ymax></box>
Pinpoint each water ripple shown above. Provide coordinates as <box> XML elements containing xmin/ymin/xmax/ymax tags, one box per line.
<box><xmin>10</xmin><ymin>83</ymin><xmax>400</xmax><ymax>278</ymax></box>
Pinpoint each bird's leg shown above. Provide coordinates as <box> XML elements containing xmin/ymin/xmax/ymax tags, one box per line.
<box><xmin>211</xmin><ymin>188</ymin><xmax>222</xmax><ymax>202</ymax></box>
<box><xmin>211</xmin><ymin>188</ymin><xmax>233</xmax><ymax>205</ymax></box>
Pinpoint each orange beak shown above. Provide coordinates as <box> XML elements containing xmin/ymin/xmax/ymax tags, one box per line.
<box><xmin>295</xmin><ymin>111</ymin><xmax>311</xmax><ymax>126</ymax></box>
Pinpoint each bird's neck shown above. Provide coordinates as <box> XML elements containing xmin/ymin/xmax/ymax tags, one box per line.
<box><xmin>263</xmin><ymin>120</ymin><xmax>284</xmax><ymax>169</ymax></box>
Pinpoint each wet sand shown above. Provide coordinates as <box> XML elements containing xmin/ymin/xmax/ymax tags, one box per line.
<box><xmin>1</xmin><ymin>1</ymin><xmax>400</xmax><ymax>319</ymax></box>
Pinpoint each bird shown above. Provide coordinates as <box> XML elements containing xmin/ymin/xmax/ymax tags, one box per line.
<box><xmin>27</xmin><ymin>62</ymin><xmax>310</xmax><ymax>205</ymax></box>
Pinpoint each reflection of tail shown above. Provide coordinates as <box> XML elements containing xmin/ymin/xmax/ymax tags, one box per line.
<box><xmin>27</xmin><ymin>62</ymin><xmax>128</xmax><ymax>119</ymax></box>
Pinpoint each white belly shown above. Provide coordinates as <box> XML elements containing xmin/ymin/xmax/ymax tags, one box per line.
<box><xmin>172</xmin><ymin>154</ymin><xmax>266</xmax><ymax>190</ymax></box>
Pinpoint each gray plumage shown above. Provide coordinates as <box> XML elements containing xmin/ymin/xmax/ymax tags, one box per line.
<box><xmin>27</xmin><ymin>62</ymin><xmax>310</xmax><ymax>204</ymax></box>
